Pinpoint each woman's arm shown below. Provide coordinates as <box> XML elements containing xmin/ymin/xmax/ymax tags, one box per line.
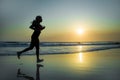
<box><xmin>29</xmin><ymin>21</ymin><xmax>36</xmax><ymax>30</ymax></box>
<box><xmin>39</xmin><ymin>26</ymin><xmax>45</xmax><ymax>30</ymax></box>
<box><xmin>29</xmin><ymin>25</ymin><xmax>35</xmax><ymax>30</ymax></box>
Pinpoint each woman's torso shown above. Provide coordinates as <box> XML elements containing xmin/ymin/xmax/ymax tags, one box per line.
<box><xmin>31</xmin><ymin>21</ymin><xmax>42</xmax><ymax>39</ymax></box>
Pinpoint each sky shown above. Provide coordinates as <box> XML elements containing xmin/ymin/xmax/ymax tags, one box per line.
<box><xmin>0</xmin><ymin>0</ymin><xmax>120</xmax><ymax>42</ymax></box>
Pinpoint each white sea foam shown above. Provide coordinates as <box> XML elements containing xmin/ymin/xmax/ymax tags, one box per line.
<box><xmin>0</xmin><ymin>41</ymin><xmax>120</xmax><ymax>55</ymax></box>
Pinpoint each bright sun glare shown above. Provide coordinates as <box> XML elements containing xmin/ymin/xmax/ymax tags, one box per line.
<box><xmin>77</xmin><ymin>28</ymin><xmax>84</xmax><ymax>34</ymax></box>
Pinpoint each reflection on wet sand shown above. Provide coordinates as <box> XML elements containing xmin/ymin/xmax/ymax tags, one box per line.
<box><xmin>17</xmin><ymin>64</ymin><xmax>43</xmax><ymax>80</ymax></box>
<box><xmin>78</xmin><ymin>46</ymin><xmax>83</xmax><ymax>63</ymax></box>
<box><xmin>0</xmin><ymin>49</ymin><xmax>119</xmax><ymax>80</ymax></box>
<box><xmin>79</xmin><ymin>52</ymin><xmax>83</xmax><ymax>63</ymax></box>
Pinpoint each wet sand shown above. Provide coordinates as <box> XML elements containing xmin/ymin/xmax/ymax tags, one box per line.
<box><xmin>0</xmin><ymin>49</ymin><xmax>120</xmax><ymax>80</ymax></box>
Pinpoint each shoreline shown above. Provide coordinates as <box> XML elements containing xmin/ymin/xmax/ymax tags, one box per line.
<box><xmin>0</xmin><ymin>48</ymin><xmax>120</xmax><ymax>56</ymax></box>
<box><xmin>0</xmin><ymin>49</ymin><xmax>120</xmax><ymax>80</ymax></box>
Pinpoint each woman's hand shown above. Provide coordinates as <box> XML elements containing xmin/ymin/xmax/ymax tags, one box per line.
<box><xmin>42</xmin><ymin>26</ymin><xmax>45</xmax><ymax>30</ymax></box>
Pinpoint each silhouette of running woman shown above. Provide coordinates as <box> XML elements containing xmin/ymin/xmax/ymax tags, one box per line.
<box><xmin>17</xmin><ymin>16</ymin><xmax>45</xmax><ymax>63</ymax></box>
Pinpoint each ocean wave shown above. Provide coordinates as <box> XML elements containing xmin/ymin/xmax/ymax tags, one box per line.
<box><xmin>0</xmin><ymin>44</ymin><xmax>119</xmax><ymax>56</ymax></box>
<box><xmin>0</xmin><ymin>41</ymin><xmax>120</xmax><ymax>47</ymax></box>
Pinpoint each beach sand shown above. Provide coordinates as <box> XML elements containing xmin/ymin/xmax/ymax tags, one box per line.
<box><xmin>0</xmin><ymin>49</ymin><xmax>120</xmax><ymax>80</ymax></box>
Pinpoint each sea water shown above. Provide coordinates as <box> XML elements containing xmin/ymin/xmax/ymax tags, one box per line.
<box><xmin>0</xmin><ymin>41</ymin><xmax>120</xmax><ymax>55</ymax></box>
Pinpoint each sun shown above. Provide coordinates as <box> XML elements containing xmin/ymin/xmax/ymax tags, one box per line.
<box><xmin>77</xmin><ymin>28</ymin><xmax>84</xmax><ymax>34</ymax></box>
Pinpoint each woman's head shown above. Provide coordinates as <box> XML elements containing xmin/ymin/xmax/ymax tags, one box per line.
<box><xmin>35</xmin><ymin>16</ymin><xmax>42</xmax><ymax>22</ymax></box>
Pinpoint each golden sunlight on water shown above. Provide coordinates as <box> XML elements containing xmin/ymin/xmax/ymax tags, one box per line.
<box><xmin>79</xmin><ymin>52</ymin><xmax>83</xmax><ymax>63</ymax></box>
<box><xmin>78</xmin><ymin>46</ymin><xmax>83</xmax><ymax>63</ymax></box>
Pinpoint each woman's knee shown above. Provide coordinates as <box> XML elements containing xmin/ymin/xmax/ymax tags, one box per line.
<box><xmin>29</xmin><ymin>46</ymin><xmax>34</xmax><ymax>50</ymax></box>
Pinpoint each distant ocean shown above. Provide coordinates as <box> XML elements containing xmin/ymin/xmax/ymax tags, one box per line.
<box><xmin>0</xmin><ymin>41</ymin><xmax>120</xmax><ymax>56</ymax></box>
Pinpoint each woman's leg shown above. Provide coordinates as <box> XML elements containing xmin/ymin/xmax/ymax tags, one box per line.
<box><xmin>35</xmin><ymin>39</ymin><xmax>40</xmax><ymax>61</ymax></box>
<box><xmin>17</xmin><ymin>41</ymin><xmax>34</xmax><ymax>59</ymax></box>
<box><xmin>19</xmin><ymin>46</ymin><xmax>34</xmax><ymax>53</ymax></box>
<box><xmin>35</xmin><ymin>39</ymin><xmax>43</xmax><ymax>62</ymax></box>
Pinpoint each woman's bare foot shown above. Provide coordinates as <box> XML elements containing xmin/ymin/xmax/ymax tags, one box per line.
<box><xmin>17</xmin><ymin>52</ymin><xmax>21</xmax><ymax>59</ymax></box>
<box><xmin>37</xmin><ymin>59</ymin><xmax>44</xmax><ymax>63</ymax></box>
